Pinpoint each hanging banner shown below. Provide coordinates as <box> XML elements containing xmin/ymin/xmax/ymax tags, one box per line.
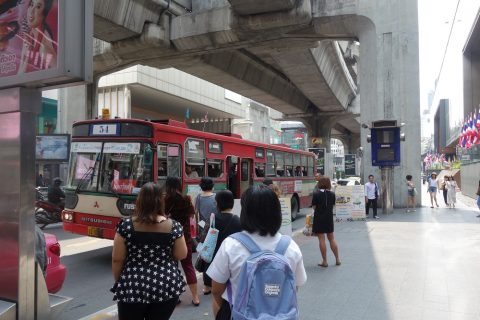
<box><xmin>308</xmin><ymin>147</ymin><xmax>325</xmax><ymax>174</ymax></box>
<box><xmin>344</xmin><ymin>154</ymin><xmax>356</xmax><ymax>176</ymax></box>
<box><xmin>335</xmin><ymin>185</ymin><xmax>366</xmax><ymax>221</ymax></box>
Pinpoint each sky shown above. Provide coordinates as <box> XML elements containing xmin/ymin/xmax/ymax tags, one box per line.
<box><xmin>418</xmin><ymin>0</ymin><xmax>480</xmax><ymax>127</ymax></box>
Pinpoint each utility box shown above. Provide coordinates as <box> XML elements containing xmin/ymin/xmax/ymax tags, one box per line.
<box><xmin>369</xmin><ymin>120</ymin><xmax>402</xmax><ymax>167</ymax></box>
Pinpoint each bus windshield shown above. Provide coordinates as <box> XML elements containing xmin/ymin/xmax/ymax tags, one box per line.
<box><xmin>67</xmin><ymin>142</ymin><xmax>153</xmax><ymax>194</ymax></box>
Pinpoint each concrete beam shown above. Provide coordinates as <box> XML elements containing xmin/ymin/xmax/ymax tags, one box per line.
<box><xmin>177</xmin><ymin>50</ymin><xmax>311</xmax><ymax>114</ymax></box>
<box><xmin>228</xmin><ymin>0</ymin><xmax>296</xmax><ymax>15</ymax></box>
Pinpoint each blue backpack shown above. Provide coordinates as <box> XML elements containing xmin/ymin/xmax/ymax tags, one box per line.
<box><xmin>227</xmin><ymin>232</ymin><xmax>299</xmax><ymax>320</ymax></box>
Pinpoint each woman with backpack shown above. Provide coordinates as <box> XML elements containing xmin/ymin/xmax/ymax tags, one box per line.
<box><xmin>165</xmin><ymin>177</ymin><xmax>200</xmax><ymax>306</ymax></box>
<box><xmin>207</xmin><ymin>185</ymin><xmax>307</xmax><ymax>320</ymax></box>
<box><xmin>201</xmin><ymin>190</ymin><xmax>242</xmax><ymax>295</ymax></box>
<box><xmin>312</xmin><ymin>177</ymin><xmax>340</xmax><ymax>267</ymax></box>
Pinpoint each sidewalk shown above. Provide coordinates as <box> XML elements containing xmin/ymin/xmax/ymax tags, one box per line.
<box><xmin>83</xmin><ymin>194</ymin><xmax>480</xmax><ymax>320</ymax></box>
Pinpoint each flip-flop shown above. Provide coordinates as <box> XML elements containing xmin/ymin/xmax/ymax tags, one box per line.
<box><xmin>203</xmin><ymin>290</ymin><xmax>211</xmax><ymax>295</ymax></box>
<box><xmin>336</xmin><ymin>261</ymin><xmax>342</xmax><ymax>266</ymax></box>
<box><xmin>318</xmin><ymin>263</ymin><xmax>328</xmax><ymax>267</ymax></box>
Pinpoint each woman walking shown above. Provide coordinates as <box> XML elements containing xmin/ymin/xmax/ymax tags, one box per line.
<box><xmin>446</xmin><ymin>176</ymin><xmax>457</xmax><ymax>208</ymax></box>
<box><xmin>405</xmin><ymin>175</ymin><xmax>416</xmax><ymax>212</ymax></box>
<box><xmin>428</xmin><ymin>172</ymin><xmax>440</xmax><ymax>208</ymax></box>
<box><xmin>312</xmin><ymin>177</ymin><xmax>340</xmax><ymax>267</ymax></box>
<box><xmin>111</xmin><ymin>183</ymin><xmax>187</xmax><ymax>320</ymax></box>
<box><xmin>441</xmin><ymin>176</ymin><xmax>449</xmax><ymax>207</ymax></box>
<box><xmin>207</xmin><ymin>185</ymin><xmax>307</xmax><ymax>319</ymax></box>
<box><xmin>165</xmin><ymin>177</ymin><xmax>200</xmax><ymax>306</ymax></box>
<box><xmin>201</xmin><ymin>190</ymin><xmax>242</xmax><ymax>295</ymax></box>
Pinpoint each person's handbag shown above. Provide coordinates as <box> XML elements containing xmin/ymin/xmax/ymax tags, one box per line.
<box><xmin>302</xmin><ymin>213</ymin><xmax>313</xmax><ymax>236</ymax></box>
<box><xmin>196</xmin><ymin>213</ymin><xmax>219</xmax><ymax>263</ymax></box>
<box><xmin>194</xmin><ymin>255</ymin><xmax>209</xmax><ymax>273</ymax></box>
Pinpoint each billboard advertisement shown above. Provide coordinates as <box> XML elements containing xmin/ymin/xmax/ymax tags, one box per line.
<box><xmin>344</xmin><ymin>154</ymin><xmax>356</xmax><ymax>176</ymax></box>
<box><xmin>308</xmin><ymin>147</ymin><xmax>325</xmax><ymax>175</ymax></box>
<box><xmin>0</xmin><ymin>0</ymin><xmax>58</xmax><ymax>77</ymax></box>
<box><xmin>35</xmin><ymin>134</ymin><xmax>70</xmax><ymax>161</ymax></box>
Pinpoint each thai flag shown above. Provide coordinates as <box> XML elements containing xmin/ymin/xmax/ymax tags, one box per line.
<box><xmin>476</xmin><ymin>110</ymin><xmax>480</xmax><ymax>130</ymax></box>
<box><xmin>461</xmin><ymin>122</ymin><xmax>468</xmax><ymax>148</ymax></box>
<box><xmin>474</xmin><ymin>110</ymin><xmax>480</xmax><ymax>145</ymax></box>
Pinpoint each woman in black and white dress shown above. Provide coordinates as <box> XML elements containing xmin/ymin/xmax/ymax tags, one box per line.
<box><xmin>111</xmin><ymin>182</ymin><xmax>187</xmax><ymax>320</ymax></box>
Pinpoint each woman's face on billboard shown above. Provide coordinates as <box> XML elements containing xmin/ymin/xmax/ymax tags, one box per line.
<box><xmin>27</xmin><ymin>0</ymin><xmax>45</xmax><ymax>29</ymax></box>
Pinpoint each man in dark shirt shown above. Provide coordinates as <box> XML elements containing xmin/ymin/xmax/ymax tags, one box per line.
<box><xmin>202</xmin><ymin>190</ymin><xmax>241</xmax><ymax>294</ymax></box>
<box><xmin>48</xmin><ymin>178</ymin><xmax>65</xmax><ymax>207</ymax></box>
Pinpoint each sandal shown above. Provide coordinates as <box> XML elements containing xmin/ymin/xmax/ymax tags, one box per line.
<box><xmin>318</xmin><ymin>262</ymin><xmax>328</xmax><ymax>268</ymax></box>
<box><xmin>203</xmin><ymin>290</ymin><xmax>211</xmax><ymax>295</ymax></box>
<box><xmin>336</xmin><ymin>261</ymin><xmax>342</xmax><ymax>266</ymax></box>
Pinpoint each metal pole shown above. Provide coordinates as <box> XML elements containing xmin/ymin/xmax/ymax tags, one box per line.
<box><xmin>381</xmin><ymin>166</ymin><xmax>394</xmax><ymax>214</ymax></box>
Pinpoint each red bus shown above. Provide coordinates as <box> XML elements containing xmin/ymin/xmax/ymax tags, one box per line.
<box><xmin>62</xmin><ymin>119</ymin><xmax>317</xmax><ymax>239</ymax></box>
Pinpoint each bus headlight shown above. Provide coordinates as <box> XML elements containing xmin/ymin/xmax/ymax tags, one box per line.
<box><xmin>63</xmin><ymin>211</ymin><xmax>74</xmax><ymax>222</ymax></box>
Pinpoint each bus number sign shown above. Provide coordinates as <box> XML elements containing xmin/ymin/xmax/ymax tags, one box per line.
<box><xmin>91</xmin><ymin>124</ymin><xmax>119</xmax><ymax>136</ymax></box>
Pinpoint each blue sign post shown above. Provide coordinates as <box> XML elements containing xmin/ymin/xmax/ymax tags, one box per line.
<box><xmin>367</xmin><ymin>121</ymin><xmax>405</xmax><ymax>214</ymax></box>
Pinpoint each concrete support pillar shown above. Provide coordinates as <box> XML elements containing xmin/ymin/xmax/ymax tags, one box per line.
<box><xmin>57</xmin><ymin>85</ymin><xmax>91</xmax><ymax>134</ymax></box>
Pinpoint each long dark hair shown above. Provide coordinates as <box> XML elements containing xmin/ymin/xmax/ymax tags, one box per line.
<box><xmin>134</xmin><ymin>182</ymin><xmax>165</xmax><ymax>224</ymax></box>
<box><xmin>165</xmin><ymin>176</ymin><xmax>182</xmax><ymax>198</ymax></box>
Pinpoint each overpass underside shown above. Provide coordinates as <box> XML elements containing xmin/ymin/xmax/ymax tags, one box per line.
<box><xmin>92</xmin><ymin>0</ymin><xmax>421</xmax><ymax>206</ymax></box>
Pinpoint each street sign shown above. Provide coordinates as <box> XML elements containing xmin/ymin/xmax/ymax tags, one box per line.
<box><xmin>344</xmin><ymin>154</ymin><xmax>356</xmax><ymax>176</ymax></box>
<box><xmin>308</xmin><ymin>147</ymin><xmax>325</xmax><ymax>174</ymax></box>
<box><xmin>311</xmin><ymin>137</ymin><xmax>323</xmax><ymax>145</ymax></box>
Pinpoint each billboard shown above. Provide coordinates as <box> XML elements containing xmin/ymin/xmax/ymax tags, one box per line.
<box><xmin>0</xmin><ymin>0</ymin><xmax>58</xmax><ymax>77</ymax></box>
<box><xmin>0</xmin><ymin>0</ymin><xmax>92</xmax><ymax>89</ymax></box>
<box><xmin>344</xmin><ymin>154</ymin><xmax>356</xmax><ymax>176</ymax></box>
<box><xmin>35</xmin><ymin>134</ymin><xmax>70</xmax><ymax>161</ymax></box>
<box><xmin>308</xmin><ymin>147</ymin><xmax>325</xmax><ymax>175</ymax></box>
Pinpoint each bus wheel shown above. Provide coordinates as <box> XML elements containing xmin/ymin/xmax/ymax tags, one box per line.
<box><xmin>291</xmin><ymin>196</ymin><xmax>299</xmax><ymax>221</ymax></box>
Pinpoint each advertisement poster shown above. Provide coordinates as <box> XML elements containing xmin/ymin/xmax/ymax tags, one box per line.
<box><xmin>0</xmin><ymin>0</ymin><xmax>58</xmax><ymax>78</ymax></box>
<box><xmin>351</xmin><ymin>185</ymin><xmax>366</xmax><ymax>220</ymax></box>
<box><xmin>35</xmin><ymin>135</ymin><xmax>69</xmax><ymax>161</ymax></box>
<box><xmin>308</xmin><ymin>148</ymin><xmax>325</xmax><ymax>174</ymax></box>
<box><xmin>335</xmin><ymin>185</ymin><xmax>366</xmax><ymax>221</ymax></box>
<box><xmin>345</xmin><ymin>154</ymin><xmax>356</xmax><ymax>176</ymax></box>
<box><xmin>335</xmin><ymin>186</ymin><xmax>352</xmax><ymax>220</ymax></box>
<box><xmin>278</xmin><ymin>198</ymin><xmax>292</xmax><ymax>236</ymax></box>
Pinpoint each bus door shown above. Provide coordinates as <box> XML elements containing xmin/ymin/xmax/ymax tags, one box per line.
<box><xmin>240</xmin><ymin>158</ymin><xmax>253</xmax><ymax>195</ymax></box>
<box><xmin>226</xmin><ymin>156</ymin><xmax>239</xmax><ymax>198</ymax></box>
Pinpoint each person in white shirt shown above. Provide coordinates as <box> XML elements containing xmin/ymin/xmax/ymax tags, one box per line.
<box><xmin>364</xmin><ymin>175</ymin><xmax>379</xmax><ymax>219</ymax></box>
<box><xmin>446</xmin><ymin>176</ymin><xmax>457</xmax><ymax>208</ymax></box>
<box><xmin>427</xmin><ymin>172</ymin><xmax>439</xmax><ymax>208</ymax></box>
<box><xmin>206</xmin><ymin>185</ymin><xmax>307</xmax><ymax>319</ymax></box>
<box><xmin>185</xmin><ymin>164</ymin><xmax>199</xmax><ymax>179</ymax></box>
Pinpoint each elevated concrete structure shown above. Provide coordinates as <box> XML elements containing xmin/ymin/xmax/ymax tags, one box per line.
<box><xmin>91</xmin><ymin>0</ymin><xmax>421</xmax><ymax>206</ymax></box>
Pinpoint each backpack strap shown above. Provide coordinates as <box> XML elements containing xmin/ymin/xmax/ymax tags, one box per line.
<box><xmin>274</xmin><ymin>235</ymin><xmax>291</xmax><ymax>255</ymax></box>
<box><xmin>229</xmin><ymin>232</ymin><xmax>261</xmax><ymax>254</ymax></box>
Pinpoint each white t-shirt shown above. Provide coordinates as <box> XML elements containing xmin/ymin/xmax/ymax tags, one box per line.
<box><xmin>206</xmin><ymin>231</ymin><xmax>307</xmax><ymax>304</ymax></box>
<box><xmin>364</xmin><ymin>182</ymin><xmax>378</xmax><ymax>199</ymax></box>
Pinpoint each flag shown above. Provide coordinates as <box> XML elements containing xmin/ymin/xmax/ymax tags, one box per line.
<box><xmin>474</xmin><ymin>110</ymin><xmax>480</xmax><ymax>145</ymax></box>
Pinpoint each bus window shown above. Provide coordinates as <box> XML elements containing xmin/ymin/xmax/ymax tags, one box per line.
<box><xmin>307</xmin><ymin>156</ymin><xmax>314</xmax><ymax>176</ymax></box>
<box><xmin>285</xmin><ymin>153</ymin><xmax>293</xmax><ymax>177</ymax></box>
<box><xmin>241</xmin><ymin>161</ymin><xmax>249</xmax><ymax>182</ymax></box>
<box><xmin>99</xmin><ymin>142</ymin><xmax>152</xmax><ymax>194</ymax></box>
<box><xmin>185</xmin><ymin>138</ymin><xmax>205</xmax><ymax>178</ymax></box>
<box><xmin>301</xmin><ymin>155</ymin><xmax>308</xmax><ymax>176</ymax></box>
<box><xmin>67</xmin><ymin>142</ymin><xmax>102</xmax><ymax>191</ymax></box>
<box><xmin>255</xmin><ymin>163</ymin><xmax>265</xmax><ymax>178</ymax></box>
<box><xmin>266</xmin><ymin>151</ymin><xmax>275</xmax><ymax>177</ymax></box>
<box><xmin>158</xmin><ymin>144</ymin><xmax>181</xmax><ymax>180</ymax></box>
<box><xmin>275</xmin><ymin>151</ymin><xmax>285</xmax><ymax>177</ymax></box>
<box><xmin>158</xmin><ymin>145</ymin><xmax>168</xmax><ymax>178</ymax></box>
<box><xmin>207</xmin><ymin>159</ymin><xmax>224</xmax><ymax>178</ymax></box>
<box><xmin>293</xmin><ymin>153</ymin><xmax>300</xmax><ymax>166</ymax></box>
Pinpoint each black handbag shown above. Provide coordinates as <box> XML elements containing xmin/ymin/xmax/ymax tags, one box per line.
<box><xmin>194</xmin><ymin>255</ymin><xmax>209</xmax><ymax>273</ymax></box>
